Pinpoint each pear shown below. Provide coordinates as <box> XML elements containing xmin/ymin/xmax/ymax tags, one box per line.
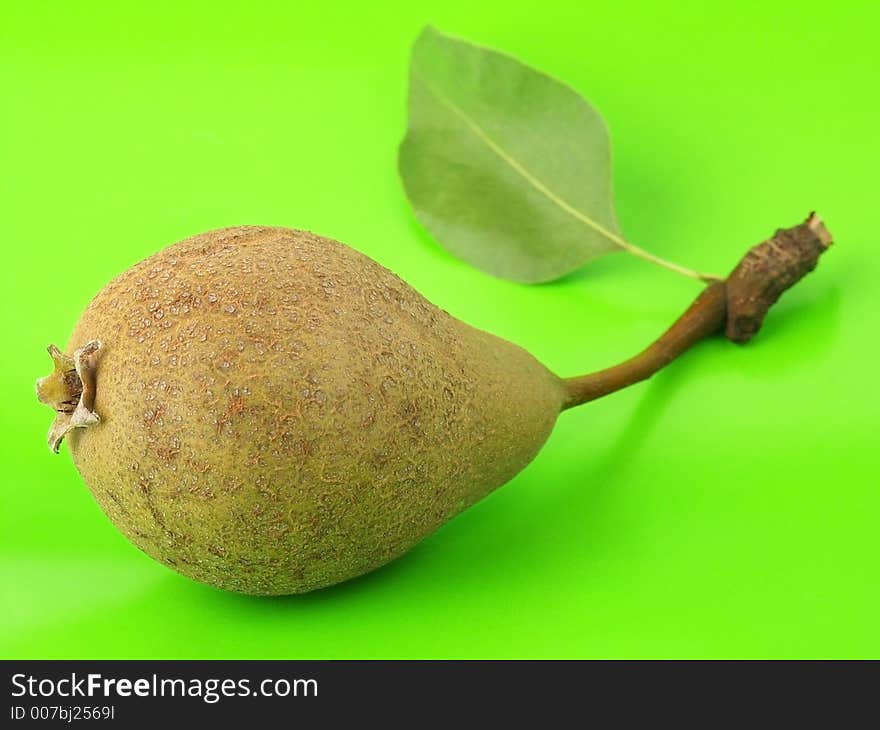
<box><xmin>38</xmin><ymin>227</ymin><xmax>565</xmax><ymax>594</ymax></box>
<box><xmin>37</xmin><ymin>216</ymin><xmax>831</xmax><ymax>594</ymax></box>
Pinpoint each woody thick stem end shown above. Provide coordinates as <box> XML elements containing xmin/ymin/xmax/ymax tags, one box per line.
<box><xmin>562</xmin><ymin>213</ymin><xmax>833</xmax><ymax>410</ymax></box>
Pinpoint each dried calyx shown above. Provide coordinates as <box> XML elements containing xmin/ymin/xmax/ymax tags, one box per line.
<box><xmin>35</xmin><ymin>340</ymin><xmax>102</xmax><ymax>453</ymax></box>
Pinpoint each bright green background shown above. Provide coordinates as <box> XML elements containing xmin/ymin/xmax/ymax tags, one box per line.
<box><xmin>2</xmin><ymin>1</ymin><xmax>878</xmax><ymax>659</ymax></box>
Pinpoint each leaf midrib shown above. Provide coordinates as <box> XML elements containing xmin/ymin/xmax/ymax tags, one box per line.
<box><xmin>412</xmin><ymin>69</ymin><xmax>624</xmax><ymax>249</ymax></box>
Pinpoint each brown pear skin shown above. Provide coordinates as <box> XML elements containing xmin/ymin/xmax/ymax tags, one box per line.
<box><xmin>57</xmin><ymin>227</ymin><xmax>566</xmax><ymax>595</ymax></box>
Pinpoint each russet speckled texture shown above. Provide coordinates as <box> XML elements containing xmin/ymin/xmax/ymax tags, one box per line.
<box><xmin>66</xmin><ymin>227</ymin><xmax>565</xmax><ymax>594</ymax></box>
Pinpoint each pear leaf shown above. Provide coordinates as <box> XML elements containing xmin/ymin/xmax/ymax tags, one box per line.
<box><xmin>399</xmin><ymin>26</ymin><xmax>624</xmax><ymax>283</ymax></box>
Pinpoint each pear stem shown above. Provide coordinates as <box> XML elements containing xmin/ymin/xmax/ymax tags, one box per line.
<box><xmin>562</xmin><ymin>213</ymin><xmax>833</xmax><ymax>410</ymax></box>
